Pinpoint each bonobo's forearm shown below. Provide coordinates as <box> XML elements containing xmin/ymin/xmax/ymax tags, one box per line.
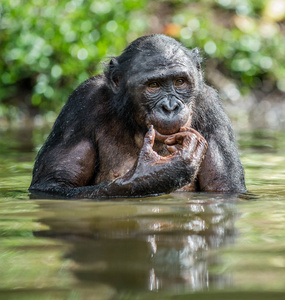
<box><xmin>29</xmin><ymin>127</ymin><xmax>207</xmax><ymax>199</ymax></box>
<box><xmin>29</xmin><ymin>181</ymin><xmax>132</xmax><ymax>199</ymax></box>
<box><xmin>29</xmin><ymin>162</ymin><xmax>196</xmax><ymax>199</ymax></box>
<box><xmin>112</xmin><ymin>163</ymin><xmax>197</xmax><ymax>197</ymax></box>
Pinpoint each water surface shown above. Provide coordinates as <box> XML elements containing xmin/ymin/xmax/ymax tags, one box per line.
<box><xmin>0</xmin><ymin>129</ymin><xmax>285</xmax><ymax>299</ymax></box>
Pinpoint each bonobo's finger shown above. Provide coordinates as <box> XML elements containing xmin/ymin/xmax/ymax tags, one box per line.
<box><xmin>182</xmin><ymin>133</ymin><xmax>198</xmax><ymax>154</ymax></box>
<box><xmin>180</xmin><ymin>127</ymin><xmax>205</xmax><ymax>140</ymax></box>
<box><xmin>188</xmin><ymin>128</ymin><xmax>205</xmax><ymax>141</ymax></box>
<box><xmin>195</xmin><ymin>138</ymin><xmax>208</xmax><ymax>157</ymax></box>
<box><xmin>154</xmin><ymin>130</ymin><xmax>170</xmax><ymax>143</ymax></box>
<box><xmin>166</xmin><ymin>145</ymin><xmax>182</xmax><ymax>153</ymax></box>
<box><xmin>164</xmin><ymin>135</ymin><xmax>177</xmax><ymax>145</ymax></box>
<box><xmin>179</xmin><ymin>126</ymin><xmax>196</xmax><ymax>133</ymax></box>
<box><xmin>164</xmin><ymin>132</ymin><xmax>189</xmax><ymax>146</ymax></box>
<box><xmin>179</xmin><ymin>127</ymin><xmax>189</xmax><ymax>132</ymax></box>
<box><xmin>168</xmin><ymin>131</ymin><xmax>198</xmax><ymax>149</ymax></box>
<box><xmin>179</xmin><ymin>130</ymin><xmax>207</xmax><ymax>153</ymax></box>
<box><xmin>163</xmin><ymin>128</ymin><xmax>193</xmax><ymax>145</ymax></box>
<box><xmin>141</xmin><ymin>125</ymin><xmax>155</xmax><ymax>153</ymax></box>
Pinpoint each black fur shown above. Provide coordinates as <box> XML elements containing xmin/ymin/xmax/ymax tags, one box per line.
<box><xmin>30</xmin><ymin>34</ymin><xmax>246</xmax><ymax>199</ymax></box>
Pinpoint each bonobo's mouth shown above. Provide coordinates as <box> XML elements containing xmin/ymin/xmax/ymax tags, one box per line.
<box><xmin>148</xmin><ymin>118</ymin><xmax>192</xmax><ymax>142</ymax></box>
<box><xmin>154</xmin><ymin>129</ymin><xmax>178</xmax><ymax>142</ymax></box>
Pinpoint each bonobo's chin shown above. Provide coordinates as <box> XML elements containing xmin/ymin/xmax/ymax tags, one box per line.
<box><xmin>154</xmin><ymin>130</ymin><xmax>176</xmax><ymax>143</ymax></box>
<box><xmin>157</xmin><ymin>126</ymin><xmax>180</xmax><ymax>135</ymax></box>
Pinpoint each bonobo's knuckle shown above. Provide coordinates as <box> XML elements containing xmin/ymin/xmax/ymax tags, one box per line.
<box><xmin>142</xmin><ymin>126</ymin><xmax>155</xmax><ymax>153</ymax></box>
<box><xmin>139</xmin><ymin>152</ymin><xmax>152</xmax><ymax>164</ymax></box>
<box><xmin>182</xmin><ymin>135</ymin><xmax>191</xmax><ymax>147</ymax></box>
<box><xmin>200</xmin><ymin>140</ymin><xmax>207</xmax><ymax>149</ymax></box>
<box><xmin>184</xmin><ymin>133</ymin><xmax>198</xmax><ymax>150</ymax></box>
<box><xmin>166</xmin><ymin>145</ymin><xmax>179</xmax><ymax>153</ymax></box>
<box><xmin>144</xmin><ymin>126</ymin><xmax>155</xmax><ymax>143</ymax></box>
<box><xmin>198</xmin><ymin>137</ymin><xmax>208</xmax><ymax>152</ymax></box>
<box><xmin>179</xmin><ymin>127</ymin><xmax>188</xmax><ymax>132</ymax></box>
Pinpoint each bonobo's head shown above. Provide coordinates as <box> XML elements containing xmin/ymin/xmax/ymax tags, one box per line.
<box><xmin>105</xmin><ymin>34</ymin><xmax>203</xmax><ymax>136</ymax></box>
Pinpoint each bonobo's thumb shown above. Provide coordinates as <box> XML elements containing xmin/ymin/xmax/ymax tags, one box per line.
<box><xmin>141</xmin><ymin>125</ymin><xmax>155</xmax><ymax>153</ymax></box>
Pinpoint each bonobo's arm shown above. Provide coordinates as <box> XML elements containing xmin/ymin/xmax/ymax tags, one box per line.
<box><xmin>192</xmin><ymin>86</ymin><xmax>246</xmax><ymax>192</ymax></box>
<box><xmin>30</xmin><ymin>127</ymin><xmax>207</xmax><ymax>199</ymax></box>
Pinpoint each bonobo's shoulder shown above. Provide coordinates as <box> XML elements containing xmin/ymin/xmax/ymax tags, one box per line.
<box><xmin>75</xmin><ymin>74</ymin><xmax>107</xmax><ymax>93</ymax></box>
<box><xmin>203</xmin><ymin>84</ymin><xmax>219</xmax><ymax>99</ymax></box>
<box><xmin>67</xmin><ymin>74</ymin><xmax>109</xmax><ymax>106</ymax></box>
<box><xmin>202</xmin><ymin>84</ymin><xmax>224</xmax><ymax>108</ymax></box>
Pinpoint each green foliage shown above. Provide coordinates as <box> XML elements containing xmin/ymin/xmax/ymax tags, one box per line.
<box><xmin>0</xmin><ymin>0</ymin><xmax>148</xmax><ymax>114</ymax></box>
<box><xmin>169</xmin><ymin>0</ymin><xmax>285</xmax><ymax>93</ymax></box>
<box><xmin>0</xmin><ymin>0</ymin><xmax>285</xmax><ymax>120</ymax></box>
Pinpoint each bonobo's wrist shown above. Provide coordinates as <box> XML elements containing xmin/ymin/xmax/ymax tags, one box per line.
<box><xmin>88</xmin><ymin>161</ymin><xmax>198</xmax><ymax>198</ymax></box>
<box><xmin>116</xmin><ymin>166</ymin><xmax>196</xmax><ymax>197</ymax></box>
<box><xmin>102</xmin><ymin>174</ymin><xmax>155</xmax><ymax>197</ymax></box>
<box><xmin>90</xmin><ymin>176</ymin><xmax>135</xmax><ymax>198</ymax></box>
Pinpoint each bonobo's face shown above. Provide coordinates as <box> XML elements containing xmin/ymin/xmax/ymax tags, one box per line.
<box><xmin>127</xmin><ymin>48</ymin><xmax>201</xmax><ymax>136</ymax></box>
<box><xmin>136</xmin><ymin>67</ymin><xmax>193</xmax><ymax>135</ymax></box>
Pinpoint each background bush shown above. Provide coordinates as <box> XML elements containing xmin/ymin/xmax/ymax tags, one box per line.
<box><xmin>0</xmin><ymin>0</ymin><xmax>285</xmax><ymax>128</ymax></box>
<box><xmin>0</xmin><ymin>0</ymin><xmax>148</xmax><ymax>119</ymax></box>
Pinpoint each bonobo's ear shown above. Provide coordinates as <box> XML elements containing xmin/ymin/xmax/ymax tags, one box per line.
<box><xmin>191</xmin><ymin>48</ymin><xmax>203</xmax><ymax>71</ymax></box>
<box><xmin>190</xmin><ymin>48</ymin><xmax>203</xmax><ymax>83</ymax></box>
<box><xmin>108</xmin><ymin>57</ymin><xmax>121</xmax><ymax>94</ymax></box>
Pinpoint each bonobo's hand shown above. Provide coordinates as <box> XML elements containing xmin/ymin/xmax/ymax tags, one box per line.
<box><xmin>35</xmin><ymin>126</ymin><xmax>208</xmax><ymax>199</ymax></box>
<box><xmin>116</xmin><ymin>126</ymin><xmax>207</xmax><ymax>196</ymax></box>
<box><xmin>163</xmin><ymin>127</ymin><xmax>207</xmax><ymax>154</ymax></box>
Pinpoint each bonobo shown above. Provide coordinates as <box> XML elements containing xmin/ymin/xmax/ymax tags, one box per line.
<box><xmin>29</xmin><ymin>34</ymin><xmax>246</xmax><ymax>199</ymax></box>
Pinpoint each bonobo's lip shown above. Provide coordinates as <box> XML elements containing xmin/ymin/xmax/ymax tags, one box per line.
<box><xmin>146</xmin><ymin>124</ymin><xmax>179</xmax><ymax>142</ymax></box>
<box><xmin>154</xmin><ymin>129</ymin><xmax>179</xmax><ymax>142</ymax></box>
<box><xmin>148</xmin><ymin>119</ymin><xmax>192</xmax><ymax>142</ymax></box>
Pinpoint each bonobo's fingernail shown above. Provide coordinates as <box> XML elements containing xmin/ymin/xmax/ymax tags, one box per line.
<box><xmin>146</xmin><ymin>125</ymin><xmax>155</xmax><ymax>141</ymax></box>
<box><xmin>164</xmin><ymin>136</ymin><xmax>175</xmax><ymax>144</ymax></box>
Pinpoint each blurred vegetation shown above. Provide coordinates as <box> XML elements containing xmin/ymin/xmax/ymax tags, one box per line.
<box><xmin>0</xmin><ymin>0</ymin><xmax>149</xmax><ymax>123</ymax></box>
<box><xmin>0</xmin><ymin>0</ymin><xmax>285</xmax><ymax>127</ymax></box>
<box><xmin>166</xmin><ymin>0</ymin><xmax>285</xmax><ymax>91</ymax></box>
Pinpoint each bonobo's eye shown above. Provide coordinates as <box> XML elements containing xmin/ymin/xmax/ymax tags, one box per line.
<box><xmin>148</xmin><ymin>82</ymin><xmax>160</xmax><ymax>90</ymax></box>
<box><xmin>174</xmin><ymin>78</ymin><xmax>186</xmax><ymax>87</ymax></box>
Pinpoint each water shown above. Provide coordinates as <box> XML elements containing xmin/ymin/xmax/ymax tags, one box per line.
<box><xmin>0</xmin><ymin>128</ymin><xmax>285</xmax><ymax>299</ymax></box>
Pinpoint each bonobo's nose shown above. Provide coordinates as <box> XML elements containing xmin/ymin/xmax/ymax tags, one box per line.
<box><xmin>159</xmin><ymin>99</ymin><xmax>182</xmax><ymax>114</ymax></box>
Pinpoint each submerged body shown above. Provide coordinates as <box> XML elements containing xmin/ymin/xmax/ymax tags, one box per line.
<box><xmin>30</xmin><ymin>34</ymin><xmax>246</xmax><ymax>199</ymax></box>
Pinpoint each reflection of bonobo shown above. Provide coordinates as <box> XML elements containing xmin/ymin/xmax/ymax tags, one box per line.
<box><xmin>30</xmin><ymin>34</ymin><xmax>246</xmax><ymax>198</ymax></box>
<box><xmin>34</xmin><ymin>199</ymin><xmax>239</xmax><ymax>291</ymax></box>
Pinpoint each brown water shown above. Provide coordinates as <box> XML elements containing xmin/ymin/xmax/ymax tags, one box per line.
<box><xmin>0</xmin><ymin>128</ymin><xmax>285</xmax><ymax>299</ymax></box>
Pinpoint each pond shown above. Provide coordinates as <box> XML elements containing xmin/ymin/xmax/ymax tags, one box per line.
<box><xmin>0</xmin><ymin>128</ymin><xmax>285</xmax><ymax>300</ymax></box>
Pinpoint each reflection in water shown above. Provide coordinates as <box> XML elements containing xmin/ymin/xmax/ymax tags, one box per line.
<box><xmin>35</xmin><ymin>194</ymin><xmax>241</xmax><ymax>293</ymax></box>
<box><xmin>1</xmin><ymin>129</ymin><xmax>285</xmax><ymax>298</ymax></box>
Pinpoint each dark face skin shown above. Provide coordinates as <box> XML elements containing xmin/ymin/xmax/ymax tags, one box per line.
<box><xmin>126</xmin><ymin>47</ymin><xmax>201</xmax><ymax>138</ymax></box>
<box><xmin>131</xmin><ymin>68</ymin><xmax>193</xmax><ymax>135</ymax></box>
